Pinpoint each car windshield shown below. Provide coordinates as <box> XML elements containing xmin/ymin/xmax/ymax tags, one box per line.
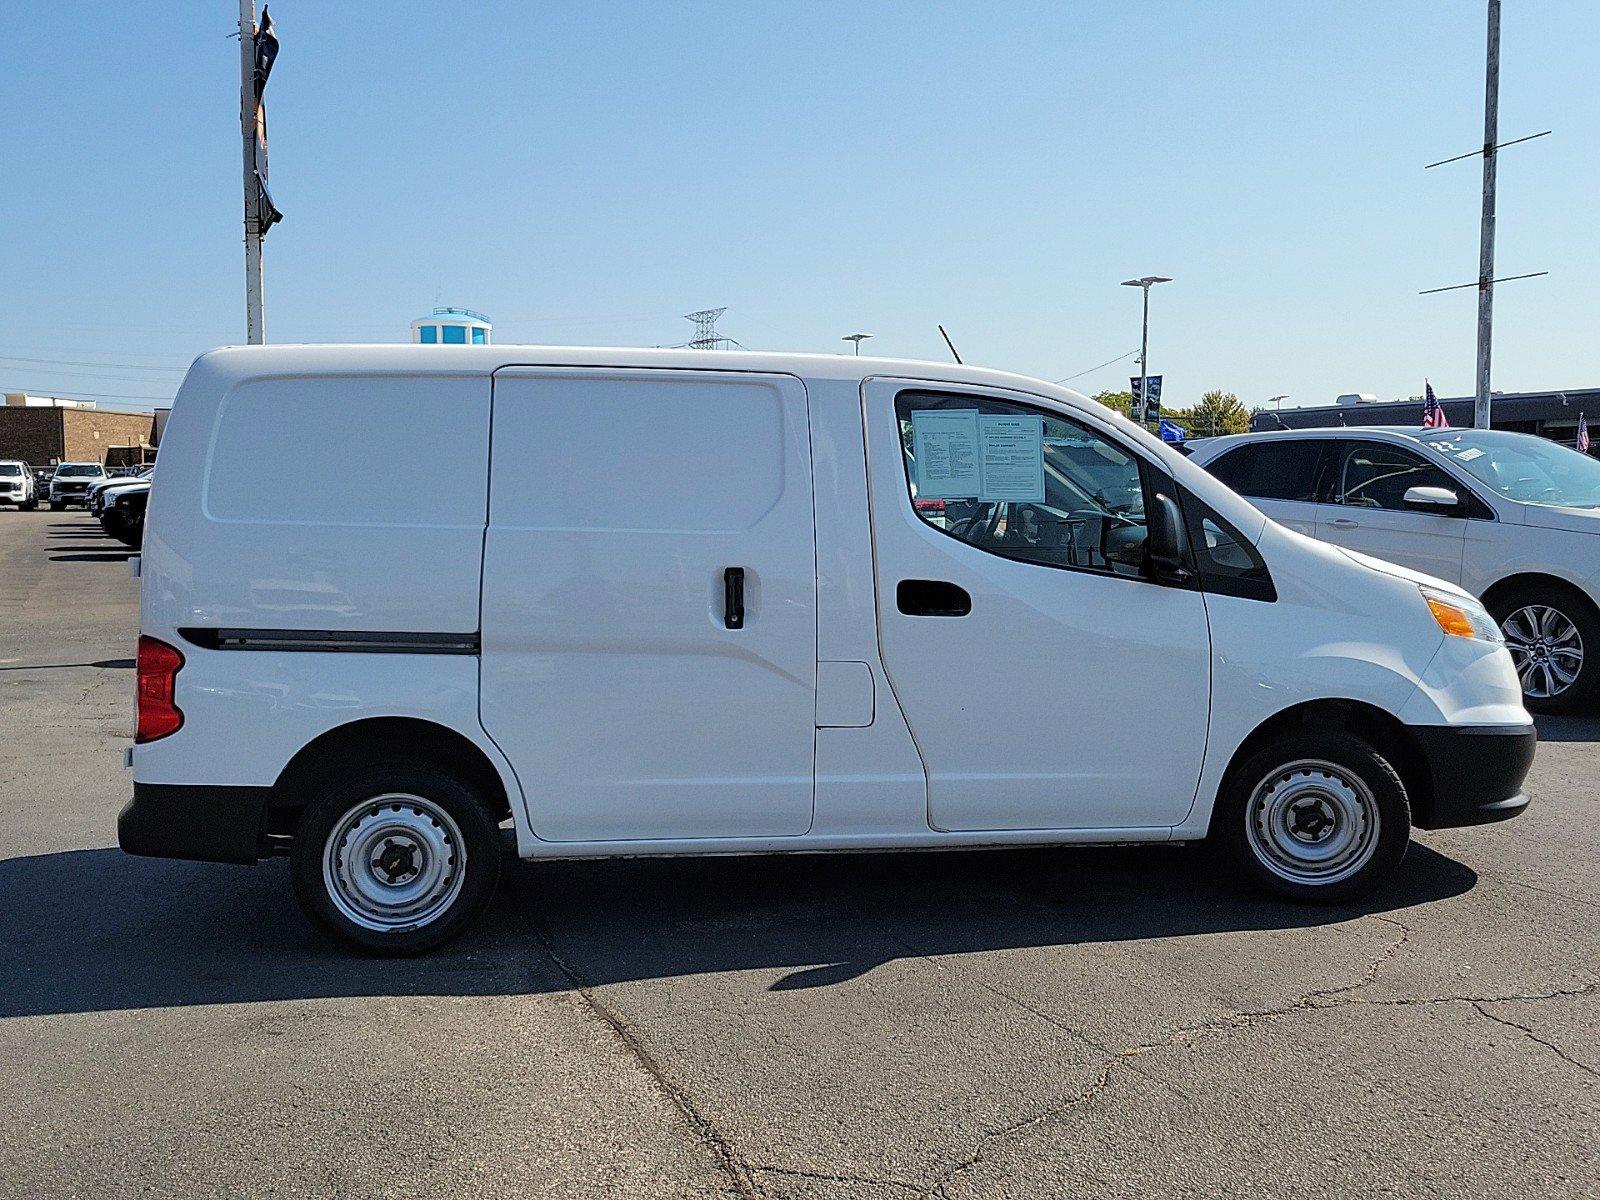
<box><xmin>56</xmin><ymin>464</ymin><xmax>102</xmax><ymax>477</ymax></box>
<box><xmin>1419</xmin><ymin>430</ymin><xmax>1600</xmax><ymax>509</ymax></box>
<box><xmin>0</xmin><ymin>464</ymin><xmax>21</xmax><ymax>476</ymax></box>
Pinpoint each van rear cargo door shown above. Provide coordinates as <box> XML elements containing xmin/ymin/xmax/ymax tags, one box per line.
<box><xmin>480</xmin><ymin>368</ymin><xmax>817</xmax><ymax>842</ymax></box>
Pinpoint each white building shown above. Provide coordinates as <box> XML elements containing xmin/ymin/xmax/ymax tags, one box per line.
<box><xmin>410</xmin><ymin>308</ymin><xmax>491</xmax><ymax>346</ymax></box>
<box><xmin>4</xmin><ymin>392</ymin><xmax>96</xmax><ymax>409</ymax></box>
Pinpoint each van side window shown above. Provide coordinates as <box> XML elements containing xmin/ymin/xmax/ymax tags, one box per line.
<box><xmin>1178</xmin><ymin>492</ymin><xmax>1276</xmax><ymax>602</ymax></box>
<box><xmin>1334</xmin><ymin>442</ymin><xmax>1459</xmax><ymax>510</ymax></box>
<box><xmin>894</xmin><ymin>391</ymin><xmax>1150</xmax><ymax>578</ymax></box>
<box><xmin>1207</xmin><ymin>440</ymin><xmax>1324</xmax><ymax>501</ymax></box>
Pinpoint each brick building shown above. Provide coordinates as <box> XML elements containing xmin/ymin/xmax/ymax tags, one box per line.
<box><xmin>0</xmin><ymin>405</ymin><xmax>156</xmax><ymax>466</ymax></box>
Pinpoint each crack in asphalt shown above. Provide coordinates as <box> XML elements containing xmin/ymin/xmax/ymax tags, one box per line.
<box><xmin>907</xmin><ymin>915</ymin><xmax>1600</xmax><ymax>1199</ymax></box>
<box><xmin>1470</xmin><ymin>999</ymin><xmax>1600</xmax><ymax>1079</ymax></box>
<box><xmin>523</xmin><ymin>911</ymin><xmax>1595</xmax><ymax>1200</ymax></box>
<box><xmin>748</xmin><ymin>1163</ymin><xmax>925</xmax><ymax>1195</ymax></box>
<box><xmin>528</xmin><ymin>925</ymin><xmax>761</xmax><ymax>1198</ymax></box>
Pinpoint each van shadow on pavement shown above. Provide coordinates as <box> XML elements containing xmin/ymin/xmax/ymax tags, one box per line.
<box><xmin>0</xmin><ymin>839</ymin><xmax>1475</xmax><ymax>1020</ymax></box>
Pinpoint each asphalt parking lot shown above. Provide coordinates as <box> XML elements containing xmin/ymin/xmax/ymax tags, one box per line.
<box><xmin>1</xmin><ymin>510</ymin><xmax>1596</xmax><ymax>1199</ymax></box>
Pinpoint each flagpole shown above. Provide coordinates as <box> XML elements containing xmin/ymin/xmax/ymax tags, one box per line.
<box><xmin>239</xmin><ymin>0</ymin><xmax>264</xmax><ymax>344</ymax></box>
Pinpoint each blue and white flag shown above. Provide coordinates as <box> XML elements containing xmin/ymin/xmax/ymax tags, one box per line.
<box><xmin>1158</xmin><ymin>419</ymin><xmax>1187</xmax><ymax>444</ymax></box>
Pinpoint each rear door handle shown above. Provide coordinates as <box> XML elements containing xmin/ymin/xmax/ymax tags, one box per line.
<box><xmin>897</xmin><ymin>579</ymin><xmax>972</xmax><ymax>617</ymax></box>
<box><xmin>723</xmin><ymin>567</ymin><xmax>745</xmax><ymax>629</ymax></box>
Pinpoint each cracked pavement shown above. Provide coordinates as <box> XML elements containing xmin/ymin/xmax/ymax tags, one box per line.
<box><xmin>1</xmin><ymin>511</ymin><xmax>1596</xmax><ymax>1198</ymax></box>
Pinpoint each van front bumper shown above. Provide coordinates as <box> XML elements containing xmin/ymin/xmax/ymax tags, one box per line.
<box><xmin>118</xmin><ymin>782</ymin><xmax>272</xmax><ymax>864</ymax></box>
<box><xmin>1410</xmin><ymin>723</ymin><xmax>1537</xmax><ymax>829</ymax></box>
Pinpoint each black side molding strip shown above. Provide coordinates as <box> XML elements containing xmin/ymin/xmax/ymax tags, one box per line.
<box><xmin>178</xmin><ymin>628</ymin><xmax>480</xmax><ymax>654</ymax></box>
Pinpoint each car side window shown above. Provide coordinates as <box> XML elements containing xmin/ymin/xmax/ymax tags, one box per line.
<box><xmin>1334</xmin><ymin>442</ymin><xmax>1459</xmax><ymax>510</ymax></box>
<box><xmin>895</xmin><ymin>391</ymin><xmax>1151</xmax><ymax>579</ymax></box>
<box><xmin>1208</xmin><ymin>440</ymin><xmax>1324</xmax><ymax>502</ymax></box>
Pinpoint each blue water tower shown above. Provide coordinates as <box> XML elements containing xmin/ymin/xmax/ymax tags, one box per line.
<box><xmin>411</xmin><ymin>307</ymin><xmax>492</xmax><ymax>345</ymax></box>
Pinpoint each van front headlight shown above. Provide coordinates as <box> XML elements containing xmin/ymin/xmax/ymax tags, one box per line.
<box><xmin>1421</xmin><ymin>586</ymin><xmax>1502</xmax><ymax>643</ymax></box>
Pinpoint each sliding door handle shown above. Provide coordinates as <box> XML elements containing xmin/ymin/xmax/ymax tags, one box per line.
<box><xmin>897</xmin><ymin>579</ymin><xmax>971</xmax><ymax>617</ymax></box>
<box><xmin>723</xmin><ymin>567</ymin><xmax>745</xmax><ymax>629</ymax></box>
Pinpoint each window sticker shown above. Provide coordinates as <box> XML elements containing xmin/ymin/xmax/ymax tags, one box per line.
<box><xmin>978</xmin><ymin>413</ymin><xmax>1046</xmax><ymax>502</ymax></box>
<box><xmin>910</xmin><ymin>409</ymin><xmax>982</xmax><ymax>498</ymax></box>
<box><xmin>1456</xmin><ymin>447</ymin><xmax>1485</xmax><ymax>462</ymax></box>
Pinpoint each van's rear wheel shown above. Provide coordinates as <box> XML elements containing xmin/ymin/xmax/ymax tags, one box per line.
<box><xmin>290</xmin><ymin>765</ymin><xmax>502</xmax><ymax>954</ymax></box>
<box><xmin>1218</xmin><ymin>731</ymin><xmax>1410</xmax><ymax>903</ymax></box>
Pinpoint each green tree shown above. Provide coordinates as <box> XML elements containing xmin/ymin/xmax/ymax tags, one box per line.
<box><xmin>1186</xmin><ymin>390</ymin><xmax>1251</xmax><ymax>438</ymax></box>
<box><xmin>1090</xmin><ymin>389</ymin><xmax>1133</xmax><ymax>415</ymax></box>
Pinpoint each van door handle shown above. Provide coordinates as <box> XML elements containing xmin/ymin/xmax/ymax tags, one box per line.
<box><xmin>723</xmin><ymin>567</ymin><xmax>745</xmax><ymax>629</ymax></box>
<box><xmin>897</xmin><ymin>579</ymin><xmax>972</xmax><ymax>617</ymax></box>
<box><xmin>1327</xmin><ymin>518</ymin><xmax>1359</xmax><ymax>529</ymax></box>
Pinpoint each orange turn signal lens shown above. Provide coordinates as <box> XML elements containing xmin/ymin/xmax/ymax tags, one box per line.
<box><xmin>1426</xmin><ymin>595</ymin><xmax>1477</xmax><ymax>639</ymax></box>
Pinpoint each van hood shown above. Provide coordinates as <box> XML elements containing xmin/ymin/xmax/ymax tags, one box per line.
<box><xmin>1516</xmin><ymin>503</ymin><xmax>1600</xmax><ymax>535</ymax></box>
<box><xmin>1334</xmin><ymin>545</ymin><xmax>1474</xmax><ymax>600</ymax></box>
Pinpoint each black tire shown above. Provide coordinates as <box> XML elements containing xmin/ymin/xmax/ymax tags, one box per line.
<box><xmin>290</xmin><ymin>762</ymin><xmax>503</xmax><ymax>954</ymax></box>
<box><xmin>49</xmin><ymin>502</ymin><xmax>64</xmax><ymax>512</ymax></box>
<box><xmin>1485</xmin><ymin>580</ymin><xmax>1600</xmax><ymax>715</ymax></box>
<box><xmin>21</xmin><ymin>499</ymin><xmax>37</xmax><ymax>511</ymax></box>
<box><xmin>1215</xmin><ymin>730</ymin><xmax>1411</xmax><ymax>904</ymax></box>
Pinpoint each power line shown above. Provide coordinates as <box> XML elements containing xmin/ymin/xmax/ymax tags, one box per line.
<box><xmin>1053</xmin><ymin>348</ymin><xmax>1139</xmax><ymax>384</ymax></box>
<box><xmin>0</xmin><ymin>354</ymin><xmax>189</xmax><ymax>373</ymax></box>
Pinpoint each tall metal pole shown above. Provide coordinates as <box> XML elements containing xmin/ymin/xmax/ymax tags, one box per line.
<box><xmin>1138</xmin><ymin>287</ymin><xmax>1150</xmax><ymax>428</ymax></box>
<box><xmin>239</xmin><ymin>0</ymin><xmax>264</xmax><ymax>344</ymax></box>
<box><xmin>1474</xmin><ymin>0</ymin><xmax>1500</xmax><ymax>429</ymax></box>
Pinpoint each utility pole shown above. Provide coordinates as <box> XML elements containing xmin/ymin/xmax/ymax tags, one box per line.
<box><xmin>1474</xmin><ymin>0</ymin><xmax>1500</xmax><ymax>430</ymax></box>
<box><xmin>238</xmin><ymin>0</ymin><xmax>264</xmax><ymax>344</ymax></box>
<box><xmin>1423</xmin><ymin>1</ymin><xmax>1548</xmax><ymax>429</ymax></box>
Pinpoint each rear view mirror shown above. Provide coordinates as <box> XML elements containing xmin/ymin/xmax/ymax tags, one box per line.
<box><xmin>1146</xmin><ymin>492</ymin><xmax>1191</xmax><ymax>585</ymax></box>
<box><xmin>1402</xmin><ymin>485</ymin><xmax>1460</xmax><ymax>514</ymax></box>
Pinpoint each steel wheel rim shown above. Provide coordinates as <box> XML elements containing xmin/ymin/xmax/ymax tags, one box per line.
<box><xmin>1501</xmin><ymin>604</ymin><xmax>1583</xmax><ymax>699</ymax></box>
<box><xmin>322</xmin><ymin>793</ymin><xmax>466</xmax><ymax>933</ymax></box>
<box><xmin>1245</xmin><ymin>759</ymin><xmax>1379</xmax><ymax>886</ymax></box>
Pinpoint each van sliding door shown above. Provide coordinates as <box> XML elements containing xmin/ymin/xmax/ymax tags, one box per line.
<box><xmin>480</xmin><ymin>368</ymin><xmax>817</xmax><ymax>842</ymax></box>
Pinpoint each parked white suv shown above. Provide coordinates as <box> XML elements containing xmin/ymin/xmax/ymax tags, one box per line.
<box><xmin>49</xmin><ymin>461</ymin><xmax>108</xmax><ymax>510</ymax></box>
<box><xmin>121</xmin><ymin>347</ymin><xmax>1533</xmax><ymax>952</ymax></box>
<box><xmin>1190</xmin><ymin>427</ymin><xmax>1600</xmax><ymax>712</ymax></box>
<box><xmin>0</xmin><ymin>459</ymin><xmax>39</xmax><ymax>509</ymax></box>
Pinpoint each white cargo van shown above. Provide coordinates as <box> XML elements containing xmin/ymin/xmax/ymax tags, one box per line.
<box><xmin>121</xmin><ymin>347</ymin><xmax>1535</xmax><ymax>952</ymax></box>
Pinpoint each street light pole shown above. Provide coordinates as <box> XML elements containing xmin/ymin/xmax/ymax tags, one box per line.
<box><xmin>1120</xmin><ymin>276</ymin><xmax>1172</xmax><ymax>428</ymax></box>
<box><xmin>842</xmin><ymin>333</ymin><xmax>873</xmax><ymax>356</ymax></box>
<box><xmin>238</xmin><ymin>0</ymin><xmax>264</xmax><ymax>344</ymax></box>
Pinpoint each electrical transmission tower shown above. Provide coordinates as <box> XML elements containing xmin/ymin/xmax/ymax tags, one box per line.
<box><xmin>678</xmin><ymin>307</ymin><xmax>743</xmax><ymax>350</ymax></box>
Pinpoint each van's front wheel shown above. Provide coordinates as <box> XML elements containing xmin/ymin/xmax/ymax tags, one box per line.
<box><xmin>290</xmin><ymin>765</ymin><xmax>503</xmax><ymax>954</ymax></box>
<box><xmin>1218</xmin><ymin>732</ymin><xmax>1411</xmax><ymax>903</ymax></box>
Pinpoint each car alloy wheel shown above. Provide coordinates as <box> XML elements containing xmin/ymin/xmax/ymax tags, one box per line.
<box><xmin>1500</xmin><ymin>604</ymin><xmax>1583</xmax><ymax>700</ymax></box>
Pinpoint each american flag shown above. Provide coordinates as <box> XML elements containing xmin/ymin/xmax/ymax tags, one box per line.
<box><xmin>1579</xmin><ymin>412</ymin><xmax>1591</xmax><ymax>455</ymax></box>
<box><xmin>1422</xmin><ymin>381</ymin><xmax>1449</xmax><ymax>429</ymax></box>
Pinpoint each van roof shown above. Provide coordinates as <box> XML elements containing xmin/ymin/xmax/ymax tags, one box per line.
<box><xmin>184</xmin><ymin>344</ymin><xmax>1092</xmax><ymax>400</ymax></box>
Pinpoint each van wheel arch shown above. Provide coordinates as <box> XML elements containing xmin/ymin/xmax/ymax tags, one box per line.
<box><xmin>1214</xmin><ymin>699</ymin><xmax>1432</xmax><ymax>830</ymax></box>
<box><xmin>268</xmin><ymin>717</ymin><xmax>514</xmax><ymax>841</ymax></box>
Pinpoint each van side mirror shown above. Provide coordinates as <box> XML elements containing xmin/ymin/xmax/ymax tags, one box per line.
<box><xmin>1402</xmin><ymin>485</ymin><xmax>1461</xmax><ymax>514</ymax></box>
<box><xmin>1145</xmin><ymin>492</ymin><xmax>1192</xmax><ymax>585</ymax></box>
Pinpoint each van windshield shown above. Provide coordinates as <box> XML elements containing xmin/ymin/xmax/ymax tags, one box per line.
<box><xmin>1420</xmin><ymin>431</ymin><xmax>1600</xmax><ymax>509</ymax></box>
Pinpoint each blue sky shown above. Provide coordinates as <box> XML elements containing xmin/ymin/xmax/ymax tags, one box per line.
<box><xmin>2</xmin><ymin>2</ymin><xmax>1596</xmax><ymax>412</ymax></box>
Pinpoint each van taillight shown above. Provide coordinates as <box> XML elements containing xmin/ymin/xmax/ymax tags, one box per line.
<box><xmin>136</xmin><ymin>635</ymin><xmax>185</xmax><ymax>743</ymax></box>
